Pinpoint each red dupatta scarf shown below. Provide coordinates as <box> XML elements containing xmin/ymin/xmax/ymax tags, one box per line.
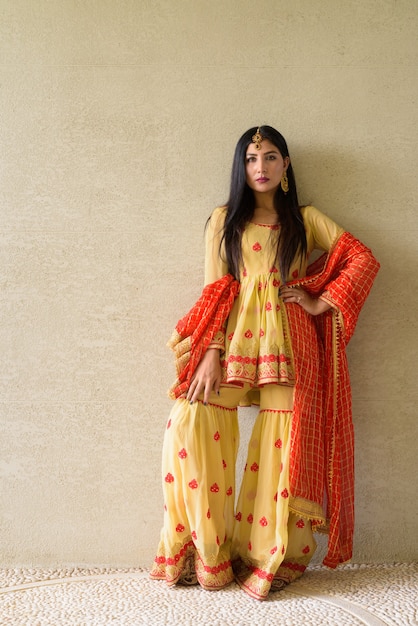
<box><xmin>167</xmin><ymin>231</ymin><xmax>379</xmax><ymax>568</ymax></box>
<box><xmin>286</xmin><ymin>231</ymin><xmax>380</xmax><ymax>567</ymax></box>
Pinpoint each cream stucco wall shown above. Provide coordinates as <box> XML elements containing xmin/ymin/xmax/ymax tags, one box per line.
<box><xmin>1</xmin><ymin>0</ymin><xmax>417</xmax><ymax>569</ymax></box>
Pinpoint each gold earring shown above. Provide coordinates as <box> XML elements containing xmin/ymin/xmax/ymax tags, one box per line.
<box><xmin>281</xmin><ymin>173</ymin><xmax>289</xmax><ymax>194</ymax></box>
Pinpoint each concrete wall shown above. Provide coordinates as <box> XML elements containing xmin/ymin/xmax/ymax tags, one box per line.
<box><xmin>1</xmin><ymin>0</ymin><xmax>417</xmax><ymax>568</ymax></box>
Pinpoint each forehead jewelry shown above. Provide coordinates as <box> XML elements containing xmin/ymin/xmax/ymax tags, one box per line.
<box><xmin>252</xmin><ymin>127</ymin><xmax>263</xmax><ymax>150</ymax></box>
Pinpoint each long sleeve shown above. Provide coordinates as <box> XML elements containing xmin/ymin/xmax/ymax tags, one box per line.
<box><xmin>204</xmin><ymin>206</ymin><xmax>228</xmax><ymax>286</ymax></box>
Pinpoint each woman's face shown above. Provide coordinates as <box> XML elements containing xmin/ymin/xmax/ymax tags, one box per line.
<box><xmin>245</xmin><ymin>139</ymin><xmax>289</xmax><ymax>195</ymax></box>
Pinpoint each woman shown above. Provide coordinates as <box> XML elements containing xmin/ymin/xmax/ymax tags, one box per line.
<box><xmin>150</xmin><ymin>126</ymin><xmax>379</xmax><ymax>600</ymax></box>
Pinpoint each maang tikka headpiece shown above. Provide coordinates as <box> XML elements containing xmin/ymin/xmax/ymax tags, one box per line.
<box><xmin>252</xmin><ymin>127</ymin><xmax>263</xmax><ymax>150</ymax></box>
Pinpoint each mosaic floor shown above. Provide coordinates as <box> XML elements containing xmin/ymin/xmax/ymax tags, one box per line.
<box><xmin>1</xmin><ymin>563</ymin><xmax>416</xmax><ymax>625</ymax></box>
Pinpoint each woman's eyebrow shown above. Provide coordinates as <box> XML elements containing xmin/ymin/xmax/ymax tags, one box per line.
<box><xmin>246</xmin><ymin>150</ymin><xmax>279</xmax><ymax>156</ymax></box>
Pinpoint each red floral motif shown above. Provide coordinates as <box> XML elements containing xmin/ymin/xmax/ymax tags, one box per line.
<box><xmin>259</xmin><ymin>516</ymin><xmax>268</xmax><ymax>527</ymax></box>
<box><xmin>274</xmin><ymin>492</ymin><xmax>278</xmax><ymax>502</ymax></box>
<box><xmin>214</xmin><ymin>431</ymin><xmax>220</xmax><ymax>441</ymax></box>
<box><xmin>265</xmin><ymin>301</ymin><xmax>272</xmax><ymax>311</ymax></box>
<box><xmin>176</xmin><ymin>523</ymin><xmax>185</xmax><ymax>533</ymax></box>
<box><xmin>251</xmin><ymin>462</ymin><xmax>259</xmax><ymax>472</ymax></box>
<box><xmin>275</xmin><ymin>438</ymin><xmax>282</xmax><ymax>448</ymax></box>
<box><xmin>228</xmin><ymin>332</ymin><xmax>234</xmax><ymax>341</ymax></box>
<box><xmin>269</xmin><ymin>266</ymin><xmax>278</xmax><ymax>273</ymax></box>
<box><xmin>247</xmin><ymin>514</ymin><xmax>254</xmax><ymax>524</ymax></box>
<box><xmin>279</xmin><ymin>354</ymin><xmax>288</xmax><ymax>363</ymax></box>
<box><xmin>281</xmin><ymin>488</ymin><xmax>289</xmax><ymax>498</ymax></box>
<box><xmin>235</xmin><ymin>512</ymin><xmax>242</xmax><ymax>521</ymax></box>
<box><xmin>178</xmin><ymin>448</ymin><xmax>187</xmax><ymax>459</ymax></box>
<box><xmin>188</xmin><ymin>479</ymin><xmax>198</xmax><ymax>489</ymax></box>
<box><xmin>210</xmin><ymin>483</ymin><xmax>220</xmax><ymax>493</ymax></box>
<box><xmin>244</xmin><ymin>329</ymin><xmax>253</xmax><ymax>339</ymax></box>
<box><xmin>207</xmin><ymin>508</ymin><xmax>211</xmax><ymax>519</ymax></box>
<box><xmin>248</xmin><ymin>541</ymin><xmax>252</xmax><ymax>551</ymax></box>
<box><xmin>191</xmin><ymin>531</ymin><xmax>197</xmax><ymax>540</ymax></box>
<box><xmin>165</xmin><ymin>473</ymin><xmax>174</xmax><ymax>483</ymax></box>
<box><xmin>216</xmin><ymin>536</ymin><xmax>220</xmax><ymax>546</ymax></box>
<box><xmin>258</xmin><ymin>281</ymin><xmax>263</xmax><ymax>291</ymax></box>
<box><xmin>282</xmin><ymin>545</ymin><xmax>285</xmax><ymax>555</ymax></box>
<box><xmin>252</xmin><ymin>242</ymin><xmax>262</xmax><ymax>252</ymax></box>
<box><xmin>276</xmin><ymin>304</ymin><xmax>281</xmax><ymax>311</ymax></box>
<box><xmin>270</xmin><ymin>546</ymin><xmax>277</xmax><ymax>555</ymax></box>
<box><xmin>259</xmin><ymin>328</ymin><xmax>265</xmax><ymax>337</ymax></box>
<box><xmin>302</xmin><ymin>545</ymin><xmax>310</xmax><ymax>554</ymax></box>
<box><xmin>292</xmin><ymin>269</ymin><xmax>299</xmax><ymax>278</ymax></box>
<box><xmin>296</xmin><ymin>519</ymin><xmax>305</xmax><ymax>529</ymax></box>
<box><xmin>226</xmin><ymin>486</ymin><xmax>233</xmax><ymax>496</ymax></box>
<box><xmin>167</xmin><ymin>419</ymin><xmax>171</xmax><ymax>429</ymax></box>
<box><xmin>222</xmin><ymin>459</ymin><xmax>227</xmax><ymax>469</ymax></box>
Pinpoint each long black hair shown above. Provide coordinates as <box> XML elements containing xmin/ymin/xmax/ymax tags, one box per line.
<box><xmin>221</xmin><ymin>125</ymin><xmax>307</xmax><ymax>280</ymax></box>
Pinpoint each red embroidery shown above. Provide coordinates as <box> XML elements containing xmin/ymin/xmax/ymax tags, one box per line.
<box><xmin>222</xmin><ymin>459</ymin><xmax>227</xmax><ymax>469</ymax></box>
<box><xmin>227</xmin><ymin>332</ymin><xmax>234</xmax><ymax>341</ymax></box>
<box><xmin>214</xmin><ymin>431</ymin><xmax>220</xmax><ymax>441</ymax></box>
<box><xmin>282</xmin><ymin>545</ymin><xmax>285</xmax><ymax>555</ymax></box>
<box><xmin>275</xmin><ymin>438</ymin><xmax>282</xmax><ymax>448</ymax></box>
<box><xmin>226</xmin><ymin>486</ymin><xmax>233</xmax><ymax>496</ymax></box>
<box><xmin>248</xmin><ymin>541</ymin><xmax>252</xmax><ymax>551</ymax></box>
<box><xmin>189</xmin><ymin>479</ymin><xmax>198</xmax><ymax>489</ymax></box>
<box><xmin>165</xmin><ymin>473</ymin><xmax>174</xmax><ymax>483</ymax></box>
<box><xmin>265</xmin><ymin>302</ymin><xmax>272</xmax><ymax>311</ymax></box>
<box><xmin>259</xmin><ymin>328</ymin><xmax>265</xmax><ymax>337</ymax></box>
<box><xmin>191</xmin><ymin>531</ymin><xmax>197</xmax><ymax>540</ymax></box>
<box><xmin>270</xmin><ymin>546</ymin><xmax>277</xmax><ymax>555</ymax></box>
<box><xmin>302</xmin><ymin>545</ymin><xmax>310</xmax><ymax>554</ymax></box>
<box><xmin>207</xmin><ymin>509</ymin><xmax>211</xmax><ymax>519</ymax></box>
<box><xmin>273</xmin><ymin>278</ymin><xmax>280</xmax><ymax>287</ymax></box>
<box><xmin>210</xmin><ymin>483</ymin><xmax>220</xmax><ymax>493</ymax></box>
<box><xmin>235</xmin><ymin>512</ymin><xmax>242</xmax><ymax>521</ymax></box>
<box><xmin>274</xmin><ymin>492</ymin><xmax>278</xmax><ymax>502</ymax></box>
<box><xmin>176</xmin><ymin>524</ymin><xmax>185</xmax><ymax>533</ymax></box>
<box><xmin>247</xmin><ymin>514</ymin><xmax>254</xmax><ymax>524</ymax></box>
<box><xmin>281</xmin><ymin>488</ymin><xmax>289</xmax><ymax>498</ymax></box>
<box><xmin>178</xmin><ymin>448</ymin><xmax>187</xmax><ymax>459</ymax></box>
<box><xmin>216</xmin><ymin>536</ymin><xmax>220</xmax><ymax>546</ymax></box>
<box><xmin>252</xmin><ymin>242</ymin><xmax>262</xmax><ymax>251</ymax></box>
<box><xmin>251</xmin><ymin>462</ymin><xmax>259</xmax><ymax>472</ymax></box>
<box><xmin>269</xmin><ymin>266</ymin><xmax>278</xmax><ymax>273</ymax></box>
<box><xmin>292</xmin><ymin>269</ymin><xmax>299</xmax><ymax>278</ymax></box>
<box><xmin>259</xmin><ymin>516</ymin><xmax>268</xmax><ymax>527</ymax></box>
<box><xmin>244</xmin><ymin>329</ymin><xmax>253</xmax><ymax>338</ymax></box>
<box><xmin>296</xmin><ymin>519</ymin><xmax>305</xmax><ymax>528</ymax></box>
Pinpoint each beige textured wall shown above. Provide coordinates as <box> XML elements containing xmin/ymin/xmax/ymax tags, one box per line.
<box><xmin>1</xmin><ymin>0</ymin><xmax>417</xmax><ymax>568</ymax></box>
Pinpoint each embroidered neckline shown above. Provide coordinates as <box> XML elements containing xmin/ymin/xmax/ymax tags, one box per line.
<box><xmin>249</xmin><ymin>222</ymin><xmax>280</xmax><ymax>230</ymax></box>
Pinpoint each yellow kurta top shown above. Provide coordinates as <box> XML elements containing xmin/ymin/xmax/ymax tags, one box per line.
<box><xmin>204</xmin><ymin>205</ymin><xmax>344</xmax><ymax>388</ymax></box>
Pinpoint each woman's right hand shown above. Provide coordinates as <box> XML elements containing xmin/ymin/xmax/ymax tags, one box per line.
<box><xmin>186</xmin><ymin>348</ymin><xmax>222</xmax><ymax>405</ymax></box>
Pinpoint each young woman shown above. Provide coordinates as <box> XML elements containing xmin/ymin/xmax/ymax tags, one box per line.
<box><xmin>150</xmin><ymin>126</ymin><xmax>379</xmax><ymax>600</ymax></box>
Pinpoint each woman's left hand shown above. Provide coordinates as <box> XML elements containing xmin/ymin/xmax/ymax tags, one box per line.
<box><xmin>279</xmin><ymin>285</ymin><xmax>331</xmax><ymax>316</ymax></box>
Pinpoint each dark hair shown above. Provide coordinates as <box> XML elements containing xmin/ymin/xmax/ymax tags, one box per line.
<box><xmin>221</xmin><ymin>125</ymin><xmax>307</xmax><ymax>280</ymax></box>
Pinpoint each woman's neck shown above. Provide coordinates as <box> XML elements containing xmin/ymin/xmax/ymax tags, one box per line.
<box><xmin>252</xmin><ymin>194</ymin><xmax>278</xmax><ymax>224</ymax></box>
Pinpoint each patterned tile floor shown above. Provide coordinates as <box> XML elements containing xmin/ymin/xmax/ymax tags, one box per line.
<box><xmin>1</xmin><ymin>563</ymin><xmax>417</xmax><ymax>625</ymax></box>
